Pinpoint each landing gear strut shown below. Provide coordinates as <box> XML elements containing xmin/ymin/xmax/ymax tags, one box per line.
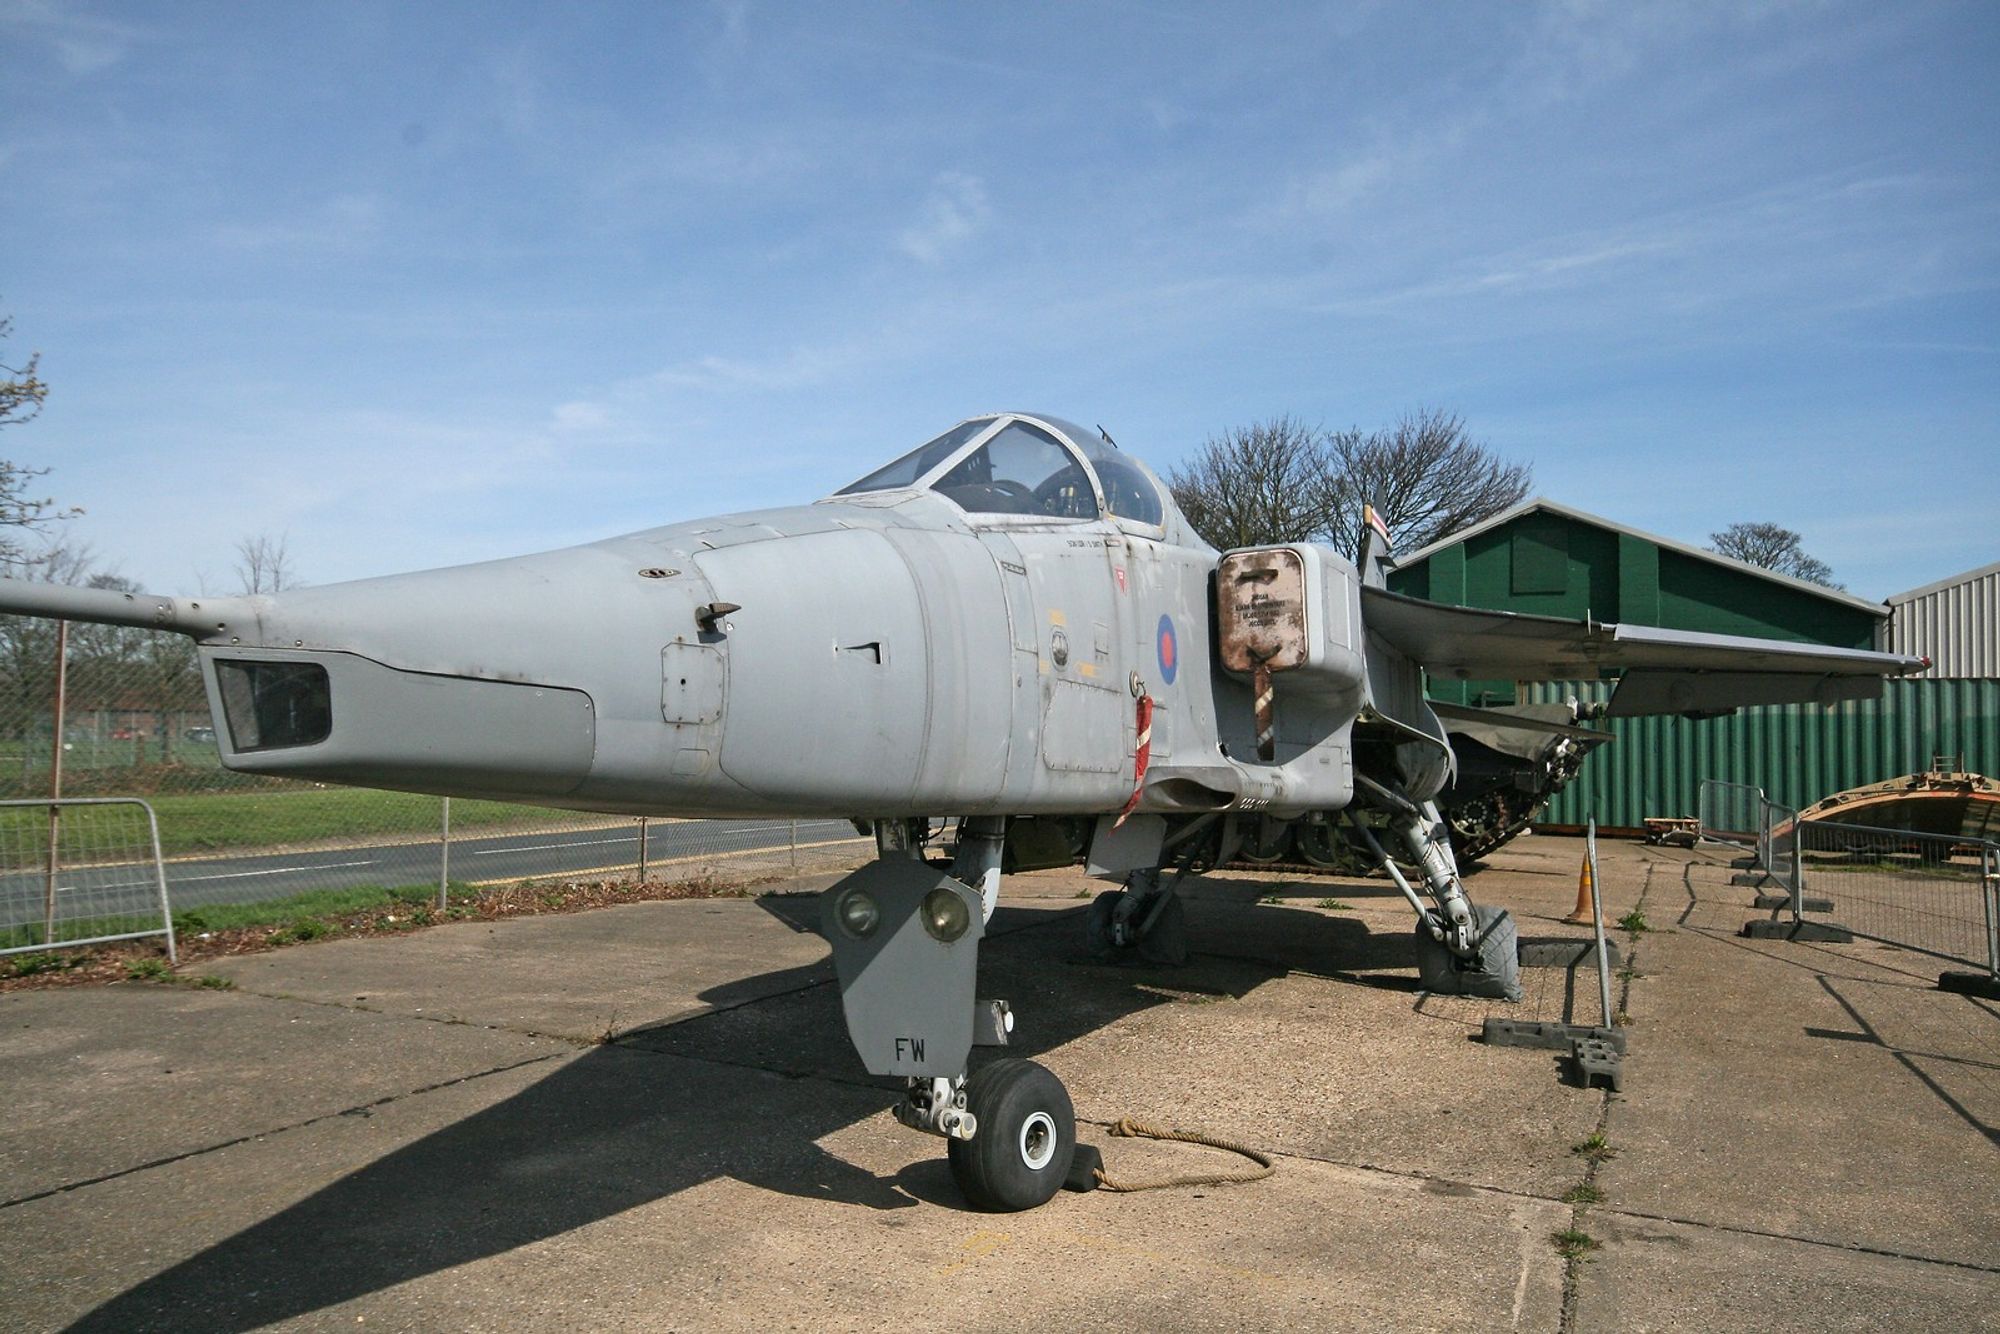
<box><xmin>1086</xmin><ymin>869</ymin><xmax>1188</xmax><ymax>965</ymax></box>
<box><xmin>1348</xmin><ymin>784</ymin><xmax>1520</xmax><ymax>1001</ymax></box>
<box><xmin>819</xmin><ymin>832</ymin><xmax>1081</xmax><ymax>1212</ymax></box>
<box><xmin>1084</xmin><ymin>815</ymin><xmax>1222</xmax><ymax>966</ymax></box>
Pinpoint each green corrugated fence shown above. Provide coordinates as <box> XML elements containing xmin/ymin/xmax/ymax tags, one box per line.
<box><xmin>1516</xmin><ymin>678</ymin><xmax>2000</xmax><ymax>831</ymax></box>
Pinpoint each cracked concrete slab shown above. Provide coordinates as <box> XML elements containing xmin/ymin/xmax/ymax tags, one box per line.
<box><xmin>1</xmin><ymin>838</ymin><xmax>1993</xmax><ymax>1331</ymax></box>
<box><xmin>1573</xmin><ymin>1207</ymin><xmax>1995</xmax><ymax>1332</ymax></box>
<box><xmin>197</xmin><ymin>893</ymin><xmax>842</xmax><ymax>1043</ymax></box>
<box><xmin>1595</xmin><ymin>852</ymin><xmax>2000</xmax><ymax>1271</ymax></box>
<box><xmin>0</xmin><ymin>985</ymin><xmax>562</xmax><ymax>1204</ymax></box>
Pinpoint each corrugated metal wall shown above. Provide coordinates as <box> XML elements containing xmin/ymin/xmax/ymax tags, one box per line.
<box><xmin>1887</xmin><ymin>562</ymin><xmax>2000</xmax><ymax>679</ymax></box>
<box><xmin>1521</xmin><ymin>678</ymin><xmax>2000</xmax><ymax>830</ymax></box>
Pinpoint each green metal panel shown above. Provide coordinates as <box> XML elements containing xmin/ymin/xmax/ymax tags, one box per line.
<box><xmin>1387</xmin><ymin>509</ymin><xmax>1880</xmax><ymax>643</ymax></box>
<box><xmin>1616</xmin><ymin>533</ymin><xmax>1660</xmax><ymax>625</ymax></box>
<box><xmin>1429</xmin><ymin>542</ymin><xmax>1466</xmax><ymax>606</ymax></box>
<box><xmin>1656</xmin><ymin>549</ymin><xmax>1875</xmax><ymax>648</ymax></box>
<box><xmin>1509</xmin><ymin>516</ymin><xmax>1568</xmax><ymax>594</ymax></box>
<box><xmin>1520</xmin><ymin>678</ymin><xmax>2000</xmax><ymax>829</ymax></box>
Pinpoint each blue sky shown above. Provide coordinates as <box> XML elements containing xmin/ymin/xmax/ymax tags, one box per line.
<box><xmin>3</xmin><ymin>1</ymin><xmax>1995</xmax><ymax>600</ymax></box>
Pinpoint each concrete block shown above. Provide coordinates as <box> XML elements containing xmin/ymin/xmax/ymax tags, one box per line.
<box><xmin>1752</xmin><ymin>894</ymin><xmax>1834</xmax><ymax>913</ymax></box>
<box><xmin>1741</xmin><ymin>920</ymin><xmax>1854</xmax><ymax>943</ymax></box>
<box><xmin>1481</xmin><ymin>1018</ymin><xmax>1628</xmax><ymax>1054</ymax></box>
<box><xmin>1937</xmin><ymin>971</ymin><xmax>2000</xmax><ymax>1001</ymax></box>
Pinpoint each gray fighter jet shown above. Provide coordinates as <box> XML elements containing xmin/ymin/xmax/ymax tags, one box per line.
<box><xmin>0</xmin><ymin>412</ymin><xmax>1922</xmax><ymax>1210</ymax></box>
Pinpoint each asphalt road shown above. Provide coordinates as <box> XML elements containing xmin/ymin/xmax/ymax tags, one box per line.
<box><xmin>3</xmin><ymin>817</ymin><xmax>863</xmax><ymax>929</ymax></box>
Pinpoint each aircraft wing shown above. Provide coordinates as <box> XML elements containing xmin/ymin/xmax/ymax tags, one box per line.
<box><xmin>1361</xmin><ymin>587</ymin><xmax>1926</xmax><ymax>718</ymax></box>
<box><xmin>1428</xmin><ymin>700</ymin><xmax>1611</xmax><ymax>743</ymax></box>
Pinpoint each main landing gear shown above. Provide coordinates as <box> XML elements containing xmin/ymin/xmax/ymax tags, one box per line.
<box><xmin>1348</xmin><ymin>782</ymin><xmax>1521</xmax><ymax>1002</ymax></box>
<box><xmin>820</xmin><ymin>820</ymin><xmax>1078</xmax><ymax>1212</ymax></box>
<box><xmin>1084</xmin><ymin>813</ymin><xmax>1221</xmax><ymax>966</ymax></box>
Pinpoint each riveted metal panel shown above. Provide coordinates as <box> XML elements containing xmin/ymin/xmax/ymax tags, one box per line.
<box><xmin>1522</xmin><ymin>678</ymin><xmax>2000</xmax><ymax>830</ymax></box>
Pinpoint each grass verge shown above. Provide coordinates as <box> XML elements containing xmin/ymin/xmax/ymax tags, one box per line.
<box><xmin>3</xmin><ymin>868</ymin><xmax>772</xmax><ymax>990</ymax></box>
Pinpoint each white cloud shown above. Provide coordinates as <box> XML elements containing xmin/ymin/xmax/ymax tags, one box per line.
<box><xmin>897</xmin><ymin>172</ymin><xmax>992</xmax><ymax>266</ymax></box>
<box><xmin>1142</xmin><ymin>98</ymin><xmax>1190</xmax><ymax>132</ymax></box>
<box><xmin>211</xmin><ymin>194</ymin><xmax>385</xmax><ymax>254</ymax></box>
<box><xmin>550</xmin><ymin>400</ymin><xmax>613</xmax><ymax>433</ymax></box>
<box><xmin>638</xmin><ymin>341</ymin><xmax>870</xmax><ymax>395</ymax></box>
<box><xmin>1</xmin><ymin>0</ymin><xmax>150</xmax><ymax>75</ymax></box>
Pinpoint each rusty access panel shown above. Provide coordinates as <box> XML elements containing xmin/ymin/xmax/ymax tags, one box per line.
<box><xmin>1217</xmin><ymin>548</ymin><xmax>1309</xmax><ymax>675</ymax></box>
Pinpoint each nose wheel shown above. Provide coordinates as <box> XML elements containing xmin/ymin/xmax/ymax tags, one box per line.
<box><xmin>946</xmin><ymin>1058</ymin><xmax>1077</xmax><ymax>1211</ymax></box>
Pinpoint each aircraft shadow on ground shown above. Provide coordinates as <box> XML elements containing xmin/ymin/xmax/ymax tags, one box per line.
<box><xmin>66</xmin><ymin>898</ymin><xmax>1404</xmax><ymax>1331</ymax></box>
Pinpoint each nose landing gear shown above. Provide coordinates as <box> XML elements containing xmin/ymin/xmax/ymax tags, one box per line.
<box><xmin>819</xmin><ymin>849</ymin><xmax>1080</xmax><ymax>1212</ymax></box>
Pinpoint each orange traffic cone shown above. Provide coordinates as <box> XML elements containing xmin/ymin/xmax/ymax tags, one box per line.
<box><xmin>1564</xmin><ymin>852</ymin><xmax>1598</xmax><ymax>925</ymax></box>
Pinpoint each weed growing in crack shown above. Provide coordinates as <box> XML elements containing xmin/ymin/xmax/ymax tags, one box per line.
<box><xmin>1551</xmin><ymin>1228</ymin><xmax>1600</xmax><ymax>1260</ymax></box>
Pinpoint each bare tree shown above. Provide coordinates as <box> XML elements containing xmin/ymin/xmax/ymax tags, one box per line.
<box><xmin>0</xmin><ymin>308</ymin><xmax>48</xmax><ymax>431</ymax></box>
<box><xmin>0</xmin><ymin>308</ymin><xmax>78</xmax><ymax>570</ymax></box>
<box><xmin>0</xmin><ymin>542</ymin><xmax>96</xmax><ymax>768</ymax></box>
<box><xmin>1709</xmin><ymin>522</ymin><xmax>1840</xmax><ymax>589</ymax></box>
<box><xmin>1320</xmin><ymin>409</ymin><xmax>1530</xmax><ymax>555</ymax></box>
<box><xmin>1167</xmin><ymin>408</ymin><xmax>1531</xmax><ymax>556</ymax></box>
<box><xmin>1166</xmin><ymin>416</ymin><xmax>1332</xmax><ymax>551</ymax></box>
<box><xmin>234</xmin><ymin>532</ymin><xmax>298</xmax><ymax>594</ymax></box>
<box><xmin>0</xmin><ymin>542</ymin><xmax>207</xmax><ymax>771</ymax></box>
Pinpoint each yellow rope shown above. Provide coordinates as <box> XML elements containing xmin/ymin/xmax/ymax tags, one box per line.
<box><xmin>1091</xmin><ymin>1117</ymin><xmax>1278</xmax><ymax>1192</ymax></box>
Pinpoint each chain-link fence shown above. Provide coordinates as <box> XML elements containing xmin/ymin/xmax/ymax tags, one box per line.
<box><xmin>1</xmin><ymin>619</ymin><xmax>870</xmax><ymax>942</ymax></box>
<box><xmin>1793</xmin><ymin>820</ymin><xmax>1999</xmax><ymax>974</ymax></box>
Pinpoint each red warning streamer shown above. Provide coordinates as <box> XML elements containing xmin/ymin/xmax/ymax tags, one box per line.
<box><xmin>1113</xmin><ymin>695</ymin><xmax>1155</xmax><ymax>829</ymax></box>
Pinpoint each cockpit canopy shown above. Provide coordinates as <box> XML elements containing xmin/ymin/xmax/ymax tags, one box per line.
<box><xmin>834</xmin><ymin>413</ymin><xmax>1169</xmax><ymax>530</ymax></box>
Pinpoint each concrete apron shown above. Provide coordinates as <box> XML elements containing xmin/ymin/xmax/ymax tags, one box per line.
<box><xmin>0</xmin><ymin>837</ymin><xmax>1991</xmax><ymax>1330</ymax></box>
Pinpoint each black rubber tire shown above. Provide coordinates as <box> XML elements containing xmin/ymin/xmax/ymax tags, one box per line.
<box><xmin>1085</xmin><ymin>889</ymin><xmax>1126</xmax><ymax>955</ymax></box>
<box><xmin>1085</xmin><ymin>890</ymin><xmax>1188</xmax><ymax>966</ymax></box>
<box><xmin>1240</xmin><ymin>821</ymin><xmax>1294</xmax><ymax>863</ymax></box>
<box><xmin>1296</xmin><ymin>820</ymin><xmax>1359</xmax><ymax>871</ymax></box>
<box><xmin>947</xmin><ymin>1058</ymin><xmax>1077</xmax><ymax>1212</ymax></box>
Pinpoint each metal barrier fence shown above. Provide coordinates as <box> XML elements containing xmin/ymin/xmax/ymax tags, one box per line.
<box><xmin>1698</xmin><ymin>779</ymin><xmax>1765</xmax><ymax>847</ymax></box>
<box><xmin>2</xmin><ymin>796</ymin><xmax>867</xmax><ymax>950</ymax></box>
<box><xmin>1757</xmin><ymin>797</ymin><xmax>1802</xmax><ymax>904</ymax></box>
<box><xmin>1790</xmin><ymin>819</ymin><xmax>2000</xmax><ymax>975</ymax></box>
<box><xmin>0</xmin><ymin>798</ymin><xmax>175</xmax><ymax>959</ymax></box>
<box><xmin>153</xmin><ymin>805</ymin><xmax>866</xmax><ymax>917</ymax></box>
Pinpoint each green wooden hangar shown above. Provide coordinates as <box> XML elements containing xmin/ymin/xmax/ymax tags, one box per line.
<box><xmin>1384</xmin><ymin>499</ymin><xmax>1999</xmax><ymax>832</ymax></box>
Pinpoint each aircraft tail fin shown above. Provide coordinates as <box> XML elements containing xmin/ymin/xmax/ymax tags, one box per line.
<box><xmin>1356</xmin><ymin>503</ymin><xmax>1395</xmax><ymax>589</ymax></box>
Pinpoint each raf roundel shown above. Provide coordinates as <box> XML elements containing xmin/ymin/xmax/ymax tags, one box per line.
<box><xmin>1156</xmin><ymin>613</ymin><xmax>1178</xmax><ymax>686</ymax></box>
